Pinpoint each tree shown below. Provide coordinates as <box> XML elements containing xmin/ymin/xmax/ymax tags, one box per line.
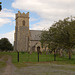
<box><xmin>40</xmin><ymin>30</ymin><xmax>58</xmax><ymax>61</ymax></box>
<box><xmin>0</xmin><ymin>38</ymin><xmax>13</xmax><ymax>51</ymax></box>
<box><xmin>0</xmin><ymin>2</ymin><xmax>2</xmax><ymax>11</ymax></box>
<box><xmin>40</xmin><ymin>30</ymin><xmax>49</xmax><ymax>48</ymax></box>
<box><xmin>41</xmin><ymin>16</ymin><xmax>75</xmax><ymax>59</ymax></box>
<box><xmin>52</xmin><ymin>17</ymin><xmax>75</xmax><ymax>59</ymax></box>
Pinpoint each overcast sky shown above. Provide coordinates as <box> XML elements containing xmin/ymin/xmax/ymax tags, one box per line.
<box><xmin>0</xmin><ymin>0</ymin><xmax>75</xmax><ymax>44</ymax></box>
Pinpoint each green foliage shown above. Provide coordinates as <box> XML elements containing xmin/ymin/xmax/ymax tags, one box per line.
<box><xmin>40</xmin><ymin>30</ymin><xmax>49</xmax><ymax>48</ymax></box>
<box><xmin>0</xmin><ymin>2</ymin><xmax>2</xmax><ymax>11</ymax></box>
<box><xmin>0</xmin><ymin>2</ymin><xmax>2</xmax><ymax>4</ymax></box>
<box><xmin>41</xmin><ymin>16</ymin><xmax>75</xmax><ymax>48</ymax></box>
<box><xmin>40</xmin><ymin>16</ymin><xmax>75</xmax><ymax>59</ymax></box>
<box><xmin>0</xmin><ymin>38</ymin><xmax>13</xmax><ymax>51</ymax></box>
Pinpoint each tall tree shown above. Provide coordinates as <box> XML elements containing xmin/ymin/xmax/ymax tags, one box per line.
<box><xmin>41</xmin><ymin>16</ymin><xmax>75</xmax><ymax>59</ymax></box>
<box><xmin>52</xmin><ymin>17</ymin><xmax>75</xmax><ymax>59</ymax></box>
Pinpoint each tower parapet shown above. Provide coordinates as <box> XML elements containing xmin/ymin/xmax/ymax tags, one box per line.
<box><xmin>16</xmin><ymin>11</ymin><xmax>29</xmax><ymax>19</ymax></box>
<box><xmin>14</xmin><ymin>11</ymin><xmax>29</xmax><ymax>52</ymax></box>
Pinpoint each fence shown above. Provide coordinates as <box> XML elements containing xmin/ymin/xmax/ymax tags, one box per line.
<box><xmin>11</xmin><ymin>52</ymin><xmax>74</xmax><ymax>63</ymax></box>
<box><xmin>1</xmin><ymin>52</ymin><xmax>75</xmax><ymax>64</ymax></box>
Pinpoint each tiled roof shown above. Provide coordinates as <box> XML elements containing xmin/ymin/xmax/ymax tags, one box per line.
<box><xmin>30</xmin><ymin>30</ymin><xmax>42</xmax><ymax>40</ymax></box>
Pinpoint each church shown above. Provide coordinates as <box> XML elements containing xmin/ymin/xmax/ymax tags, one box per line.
<box><xmin>14</xmin><ymin>11</ymin><xmax>48</xmax><ymax>52</ymax></box>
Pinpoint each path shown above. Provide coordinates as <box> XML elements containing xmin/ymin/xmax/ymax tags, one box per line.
<box><xmin>0</xmin><ymin>56</ymin><xmax>75</xmax><ymax>75</ymax></box>
<box><xmin>2</xmin><ymin>56</ymin><xmax>16</xmax><ymax>75</ymax></box>
<box><xmin>0</xmin><ymin>56</ymin><xmax>6</xmax><ymax>61</ymax></box>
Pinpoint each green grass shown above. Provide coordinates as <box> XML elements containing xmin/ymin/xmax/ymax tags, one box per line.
<box><xmin>0</xmin><ymin>61</ymin><xmax>6</xmax><ymax>68</ymax></box>
<box><xmin>0</xmin><ymin>52</ymin><xmax>75</xmax><ymax>68</ymax></box>
<box><xmin>0</xmin><ymin>52</ymin><xmax>9</xmax><ymax>68</ymax></box>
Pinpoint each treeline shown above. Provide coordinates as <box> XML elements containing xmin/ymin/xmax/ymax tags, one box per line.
<box><xmin>0</xmin><ymin>38</ymin><xmax>13</xmax><ymax>51</ymax></box>
<box><xmin>41</xmin><ymin>16</ymin><xmax>75</xmax><ymax>60</ymax></box>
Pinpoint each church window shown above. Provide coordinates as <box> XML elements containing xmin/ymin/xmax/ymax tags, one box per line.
<box><xmin>22</xmin><ymin>20</ymin><xmax>25</xmax><ymax>26</ymax></box>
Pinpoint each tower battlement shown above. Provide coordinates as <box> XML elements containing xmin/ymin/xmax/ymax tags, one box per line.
<box><xmin>14</xmin><ymin>11</ymin><xmax>46</xmax><ymax>52</ymax></box>
<box><xmin>14</xmin><ymin>11</ymin><xmax>29</xmax><ymax>52</ymax></box>
<box><xmin>16</xmin><ymin>11</ymin><xmax>29</xmax><ymax>19</ymax></box>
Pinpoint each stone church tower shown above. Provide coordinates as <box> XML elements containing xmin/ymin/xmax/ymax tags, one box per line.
<box><xmin>14</xmin><ymin>11</ymin><xmax>29</xmax><ymax>52</ymax></box>
<box><xmin>14</xmin><ymin>11</ymin><xmax>48</xmax><ymax>52</ymax></box>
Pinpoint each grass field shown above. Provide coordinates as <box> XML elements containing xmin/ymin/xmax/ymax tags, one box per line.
<box><xmin>0</xmin><ymin>52</ymin><xmax>75</xmax><ymax>75</ymax></box>
<box><xmin>0</xmin><ymin>52</ymin><xmax>75</xmax><ymax>65</ymax></box>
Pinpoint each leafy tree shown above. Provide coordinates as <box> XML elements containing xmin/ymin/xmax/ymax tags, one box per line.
<box><xmin>52</xmin><ymin>17</ymin><xmax>75</xmax><ymax>59</ymax></box>
<box><xmin>41</xmin><ymin>30</ymin><xmax>58</xmax><ymax>61</ymax></box>
<box><xmin>0</xmin><ymin>38</ymin><xmax>13</xmax><ymax>51</ymax></box>
<box><xmin>41</xmin><ymin>16</ymin><xmax>75</xmax><ymax>59</ymax></box>
<box><xmin>40</xmin><ymin>30</ymin><xmax>49</xmax><ymax>48</ymax></box>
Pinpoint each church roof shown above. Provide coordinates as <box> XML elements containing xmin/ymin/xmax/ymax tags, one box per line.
<box><xmin>30</xmin><ymin>30</ymin><xmax>42</xmax><ymax>41</ymax></box>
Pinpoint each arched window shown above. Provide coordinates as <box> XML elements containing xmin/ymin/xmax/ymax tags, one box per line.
<box><xmin>22</xmin><ymin>20</ymin><xmax>25</xmax><ymax>26</ymax></box>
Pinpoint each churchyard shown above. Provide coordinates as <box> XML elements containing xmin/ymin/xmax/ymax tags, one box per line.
<box><xmin>0</xmin><ymin>52</ymin><xmax>75</xmax><ymax>64</ymax></box>
<box><xmin>0</xmin><ymin>52</ymin><xmax>75</xmax><ymax>75</ymax></box>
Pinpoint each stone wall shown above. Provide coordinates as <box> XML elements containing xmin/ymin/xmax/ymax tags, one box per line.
<box><xmin>14</xmin><ymin>11</ymin><xmax>29</xmax><ymax>52</ymax></box>
<box><xmin>14</xmin><ymin>11</ymin><xmax>48</xmax><ymax>52</ymax></box>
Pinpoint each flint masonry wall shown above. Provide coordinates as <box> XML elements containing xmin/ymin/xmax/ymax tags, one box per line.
<box><xmin>14</xmin><ymin>11</ymin><xmax>48</xmax><ymax>52</ymax></box>
<box><xmin>14</xmin><ymin>11</ymin><xmax>29</xmax><ymax>52</ymax></box>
